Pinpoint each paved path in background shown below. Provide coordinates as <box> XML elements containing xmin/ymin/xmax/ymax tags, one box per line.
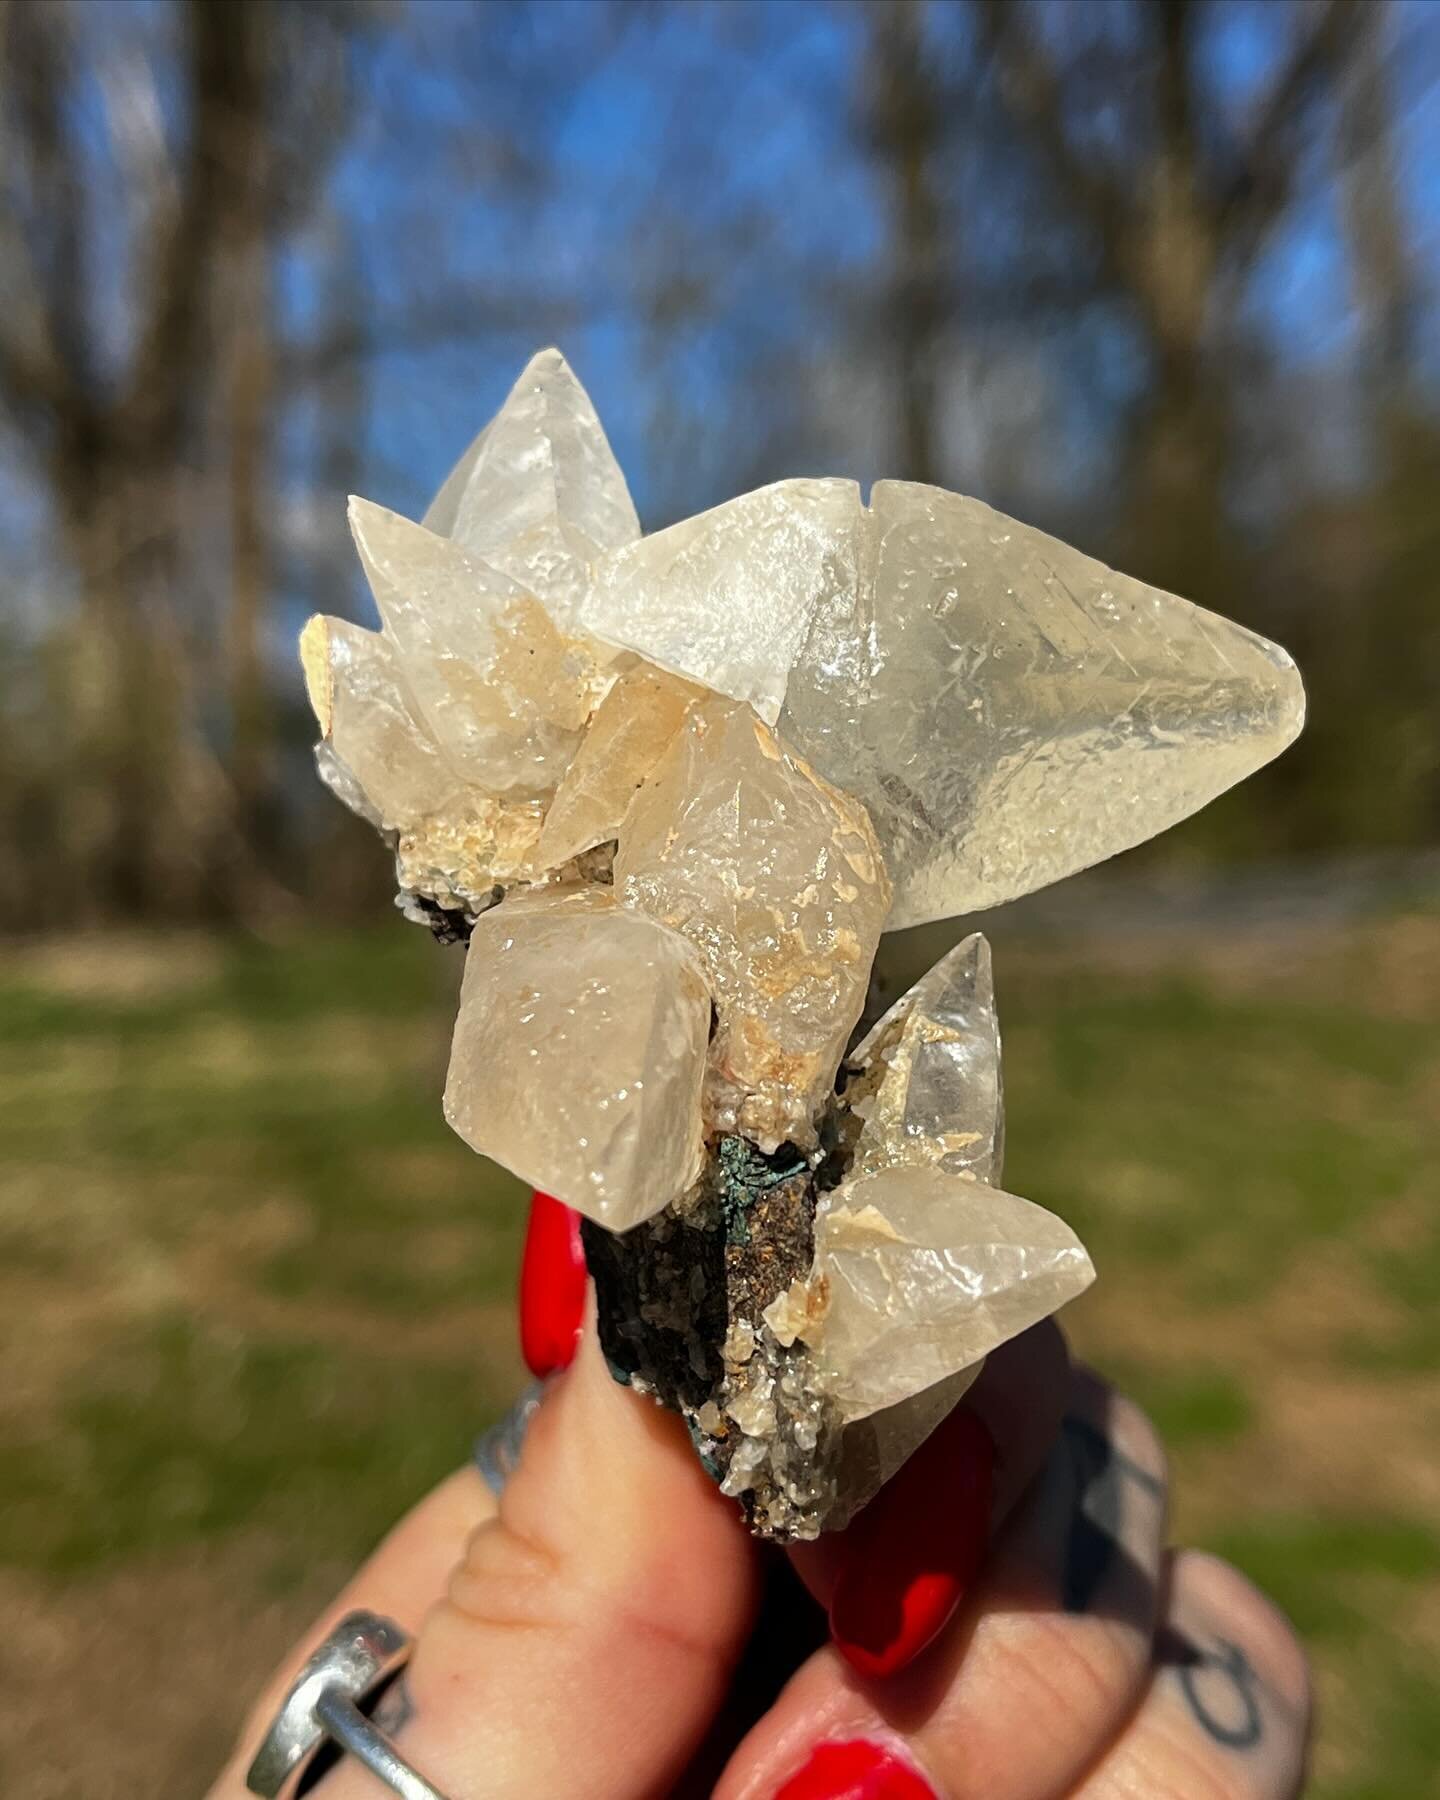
<box><xmin>959</xmin><ymin>850</ymin><xmax>1440</xmax><ymax>943</ymax></box>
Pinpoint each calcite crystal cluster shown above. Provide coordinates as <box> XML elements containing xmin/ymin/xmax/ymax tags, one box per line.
<box><xmin>301</xmin><ymin>350</ymin><xmax>1304</xmax><ymax>1537</ymax></box>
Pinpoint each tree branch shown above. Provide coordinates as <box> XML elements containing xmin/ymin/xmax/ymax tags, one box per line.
<box><xmin>124</xmin><ymin>0</ymin><xmax>266</xmax><ymax>462</ymax></box>
<box><xmin>0</xmin><ymin>0</ymin><xmax>93</xmax><ymax>425</ymax></box>
<box><xmin>1221</xmin><ymin>0</ymin><xmax>1368</xmax><ymax>245</ymax></box>
<box><xmin>976</xmin><ymin>0</ymin><xmax>1132</xmax><ymax>288</ymax></box>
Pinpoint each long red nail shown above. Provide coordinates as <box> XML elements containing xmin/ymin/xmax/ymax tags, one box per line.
<box><xmin>829</xmin><ymin>1409</ymin><xmax>994</xmax><ymax>1679</ymax></box>
<box><xmin>518</xmin><ymin>1190</ymin><xmax>587</xmax><ymax>1376</ymax></box>
<box><xmin>774</xmin><ymin>1739</ymin><xmax>936</xmax><ymax>1799</ymax></box>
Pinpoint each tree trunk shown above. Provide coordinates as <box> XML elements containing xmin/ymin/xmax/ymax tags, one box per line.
<box><xmin>867</xmin><ymin>0</ymin><xmax>947</xmax><ymax>484</ymax></box>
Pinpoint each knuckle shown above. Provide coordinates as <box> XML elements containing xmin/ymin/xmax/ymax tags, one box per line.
<box><xmin>1132</xmin><ymin>1727</ymin><xmax>1248</xmax><ymax>1800</ymax></box>
<box><xmin>442</xmin><ymin>1511</ymin><xmax>576</xmax><ymax>1639</ymax></box>
<box><xmin>1067</xmin><ymin>1364</ymin><xmax>1171</xmax><ymax>1497</ymax></box>
<box><xmin>437</xmin><ymin>1508</ymin><xmax>734</xmax><ymax>1678</ymax></box>
<box><xmin>1106</xmin><ymin>1391</ymin><xmax>1170</xmax><ymax>1490</ymax></box>
<box><xmin>1175</xmin><ymin>1549</ymin><xmax>1312</xmax><ymax>1710</ymax></box>
<box><xmin>988</xmin><ymin>1608</ymin><xmax>1147</xmax><ymax>1743</ymax></box>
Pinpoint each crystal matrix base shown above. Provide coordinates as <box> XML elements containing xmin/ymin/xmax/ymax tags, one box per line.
<box><xmin>582</xmin><ymin>1134</ymin><xmax>843</xmax><ymax>1541</ymax></box>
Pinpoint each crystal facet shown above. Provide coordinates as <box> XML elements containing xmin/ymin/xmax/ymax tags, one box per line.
<box><xmin>536</xmin><ymin>661</ymin><xmax>705</xmax><ymax>869</ymax></box>
<box><xmin>425</xmin><ymin>348</ymin><xmax>640</xmax><ymax>625</ymax></box>
<box><xmin>846</xmin><ymin>932</ymin><xmax>1004</xmax><ymax>1184</ymax></box>
<box><xmin>810</xmin><ymin>1166</ymin><xmax>1095</xmax><ymax>1421</ymax></box>
<box><xmin>350</xmin><ymin>497</ymin><xmax>605</xmax><ymax>798</ymax></box>
<box><xmin>615</xmin><ymin>696</ymin><xmax>892</xmax><ymax>1147</ymax></box>
<box><xmin>583</xmin><ymin>479</ymin><xmax>863</xmax><ymax>725</ymax></box>
<box><xmin>781</xmin><ymin>481</ymin><xmax>1305</xmax><ymax>928</ymax></box>
<box><xmin>300</xmin><ymin>614</ymin><xmax>460</xmax><ymax>831</ymax></box>
<box><xmin>825</xmin><ymin>1364</ymin><xmax>984</xmax><ymax>1532</ymax></box>
<box><xmin>444</xmin><ymin>888</ymin><xmax>711</xmax><ymax>1231</ymax></box>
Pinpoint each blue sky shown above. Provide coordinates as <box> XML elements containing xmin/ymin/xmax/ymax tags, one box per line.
<box><xmin>303</xmin><ymin>0</ymin><xmax>1437</xmax><ymax>542</ymax></box>
<box><xmin>4</xmin><ymin>0</ymin><xmax>1437</xmax><ymax>647</ymax></box>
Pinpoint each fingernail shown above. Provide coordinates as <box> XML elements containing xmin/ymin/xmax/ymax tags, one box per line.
<box><xmin>829</xmin><ymin>1409</ymin><xmax>994</xmax><ymax>1679</ymax></box>
<box><xmin>519</xmin><ymin>1190</ymin><xmax>587</xmax><ymax>1377</ymax></box>
<box><xmin>774</xmin><ymin>1738</ymin><xmax>937</xmax><ymax>1798</ymax></box>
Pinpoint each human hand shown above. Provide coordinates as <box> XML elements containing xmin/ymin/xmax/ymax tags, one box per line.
<box><xmin>211</xmin><ymin>1309</ymin><xmax>1310</xmax><ymax>1799</ymax></box>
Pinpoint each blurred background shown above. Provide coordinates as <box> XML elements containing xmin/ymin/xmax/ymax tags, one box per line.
<box><xmin>0</xmin><ymin>1</ymin><xmax>1436</xmax><ymax>1794</ymax></box>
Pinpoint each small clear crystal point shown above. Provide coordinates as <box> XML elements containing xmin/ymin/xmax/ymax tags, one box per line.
<box><xmin>424</xmin><ymin>347</ymin><xmax>640</xmax><ymax>625</ymax></box>
<box><xmin>848</xmin><ymin>931</ymin><xmax>1004</xmax><ymax>1185</ymax></box>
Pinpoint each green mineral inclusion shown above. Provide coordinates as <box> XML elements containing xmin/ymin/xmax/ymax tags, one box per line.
<box><xmin>716</xmin><ymin>1134</ymin><xmax>807</xmax><ymax>1246</ymax></box>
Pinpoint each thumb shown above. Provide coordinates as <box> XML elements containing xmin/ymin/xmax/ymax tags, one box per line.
<box><xmin>327</xmin><ymin>1299</ymin><xmax>761</xmax><ymax>1800</ymax></box>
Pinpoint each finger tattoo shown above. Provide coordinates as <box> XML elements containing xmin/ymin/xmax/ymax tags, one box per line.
<box><xmin>1156</xmin><ymin>1626</ymin><xmax>1265</xmax><ymax>1751</ymax></box>
<box><xmin>369</xmin><ymin>1674</ymin><xmax>417</xmax><ymax>1737</ymax></box>
<box><xmin>1060</xmin><ymin>1416</ymin><xmax>1165</xmax><ymax>1615</ymax></box>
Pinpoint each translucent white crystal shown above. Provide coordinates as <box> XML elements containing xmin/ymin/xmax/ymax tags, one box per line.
<box><xmin>443</xmin><ymin>888</ymin><xmax>711</xmax><ymax>1231</ymax></box>
<box><xmin>780</xmin><ymin>481</ymin><xmax>1306</xmax><ymax>929</ymax></box>
<box><xmin>350</xmin><ymin>498</ymin><xmax>607</xmax><ymax>799</ymax></box>
<box><xmin>810</xmin><ymin>1165</ymin><xmax>1095</xmax><ymax>1421</ymax></box>
<box><xmin>424</xmin><ymin>348</ymin><xmax>640</xmax><ymax>625</ymax></box>
<box><xmin>300</xmin><ymin>614</ymin><xmax>462</xmax><ymax>831</ymax></box>
<box><xmin>614</xmin><ymin>696</ymin><xmax>892</xmax><ymax>1147</ymax></box>
<box><xmin>827</xmin><ymin>1364</ymin><xmax>983</xmax><ymax>1531</ymax></box>
<box><xmin>582</xmin><ymin>479</ymin><xmax>863</xmax><ymax>726</ymax></box>
<box><xmin>536</xmin><ymin>661</ymin><xmax>704</xmax><ymax>869</ymax></box>
<box><xmin>315</xmin><ymin>739</ymin><xmax>382</xmax><ymax>829</ymax></box>
<box><xmin>848</xmin><ymin>932</ymin><xmax>1004</xmax><ymax>1183</ymax></box>
<box><xmin>297</xmin><ymin>349</ymin><xmax>1314</xmax><ymax>1537</ymax></box>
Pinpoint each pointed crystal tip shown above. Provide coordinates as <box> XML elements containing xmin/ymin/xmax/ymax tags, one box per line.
<box><xmin>780</xmin><ymin>482</ymin><xmax>1307</xmax><ymax>928</ymax></box>
<box><xmin>814</xmin><ymin>1166</ymin><xmax>1096</xmax><ymax>1422</ymax></box>
<box><xmin>422</xmin><ymin>347</ymin><xmax>640</xmax><ymax>626</ymax></box>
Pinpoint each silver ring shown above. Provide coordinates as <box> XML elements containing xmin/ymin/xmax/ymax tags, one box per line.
<box><xmin>473</xmin><ymin>1380</ymin><xmax>544</xmax><ymax>1494</ymax></box>
<box><xmin>246</xmin><ymin>1610</ymin><xmax>451</xmax><ymax>1799</ymax></box>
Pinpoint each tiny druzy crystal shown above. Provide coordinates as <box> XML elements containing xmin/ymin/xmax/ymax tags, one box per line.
<box><xmin>301</xmin><ymin>349</ymin><xmax>1305</xmax><ymax>1536</ymax></box>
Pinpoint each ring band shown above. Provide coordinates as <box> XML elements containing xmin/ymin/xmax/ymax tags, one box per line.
<box><xmin>246</xmin><ymin>1611</ymin><xmax>452</xmax><ymax>1799</ymax></box>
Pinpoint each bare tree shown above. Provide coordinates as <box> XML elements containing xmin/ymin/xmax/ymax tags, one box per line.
<box><xmin>860</xmin><ymin>0</ymin><xmax>952</xmax><ymax>484</ymax></box>
<box><xmin>977</xmin><ymin>0</ymin><xmax>1366</xmax><ymax>587</ymax></box>
<box><xmin>0</xmin><ymin>0</ymin><xmax>358</xmax><ymax>920</ymax></box>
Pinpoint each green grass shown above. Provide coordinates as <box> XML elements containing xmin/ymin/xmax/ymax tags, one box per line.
<box><xmin>2</xmin><ymin>1313</ymin><xmax>492</xmax><ymax>1575</ymax></box>
<box><xmin>999</xmin><ymin>967</ymin><xmax>1435</xmax><ymax>1304</ymax></box>
<box><xmin>0</xmin><ymin>929</ymin><xmax>528</xmax><ymax>1579</ymax></box>
<box><xmin>1102</xmin><ymin>1361</ymin><xmax>1256</xmax><ymax>1448</ymax></box>
<box><xmin>1211</xmin><ymin>1513</ymin><xmax>1440</xmax><ymax>1642</ymax></box>
<box><xmin>1</xmin><ymin>916</ymin><xmax>1437</xmax><ymax>1798</ymax></box>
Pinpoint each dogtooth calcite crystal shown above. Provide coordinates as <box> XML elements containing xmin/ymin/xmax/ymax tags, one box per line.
<box><xmin>537</xmin><ymin>661</ymin><xmax>705</xmax><ymax>870</ymax></box>
<box><xmin>614</xmin><ymin>694</ymin><xmax>892</xmax><ymax>1151</ymax></box>
<box><xmin>424</xmin><ymin>345</ymin><xmax>641</xmax><ymax>625</ymax></box>
<box><xmin>810</xmin><ymin>1168</ymin><xmax>1093</xmax><ymax>1422</ymax></box>
<box><xmin>300</xmin><ymin>348</ymin><xmax>1305</xmax><ymax>1536</ymax></box>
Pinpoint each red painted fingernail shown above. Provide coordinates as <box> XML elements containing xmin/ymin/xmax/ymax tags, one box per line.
<box><xmin>774</xmin><ymin>1738</ymin><xmax>936</xmax><ymax>1799</ymax></box>
<box><xmin>519</xmin><ymin>1190</ymin><xmax>587</xmax><ymax>1376</ymax></box>
<box><xmin>829</xmin><ymin>1409</ymin><xmax>994</xmax><ymax>1679</ymax></box>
